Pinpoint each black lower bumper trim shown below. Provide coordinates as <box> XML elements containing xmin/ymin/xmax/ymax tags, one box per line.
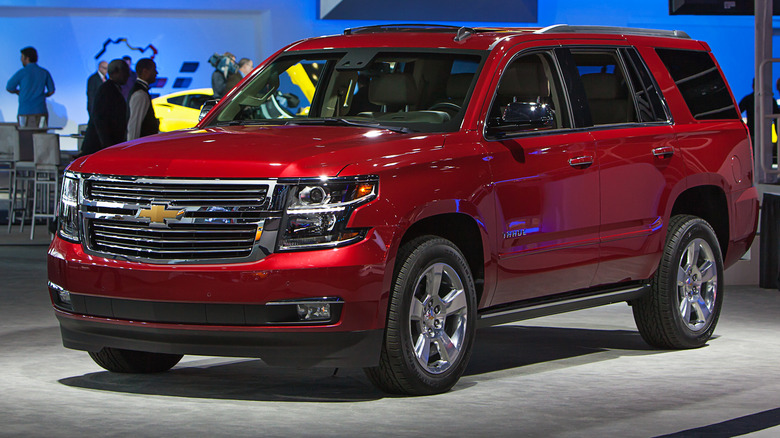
<box><xmin>57</xmin><ymin>314</ymin><xmax>383</xmax><ymax>368</ymax></box>
<box><xmin>52</xmin><ymin>290</ymin><xmax>343</xmax><ymax>326</ymax></box>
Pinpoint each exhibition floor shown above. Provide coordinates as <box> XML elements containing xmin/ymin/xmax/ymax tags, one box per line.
<box><xmin>2</xmin><ymin>236</ymin><xmax>780</xmax><ymax>437</ymax></box>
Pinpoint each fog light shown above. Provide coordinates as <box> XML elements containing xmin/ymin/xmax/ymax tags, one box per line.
<box><xmin>48</xmin><ymin>281</ymin><xmax>71</xmax><ymax>307</ymax></box>
<box><xmin>296</xmin><ymin>303</ymin><xmax>331</xmax><ymax>321</ymax></box>
<box><xmin>266</xmin><ymin>297</ymin><xmax>342</xmax><ymax>324</ymax></box>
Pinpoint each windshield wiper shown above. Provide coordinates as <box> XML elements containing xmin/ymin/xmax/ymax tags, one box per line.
<box><xmin>214</xmin><ymin>120</ymin><xmax>279</xmax><ymax>127</ymax></box>
<box><xmin>285</xmin><ymin>118</ymin><xmax>413</xmax><ymax>133</ymax></box>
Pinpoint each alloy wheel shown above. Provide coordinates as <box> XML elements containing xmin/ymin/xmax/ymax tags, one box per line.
<box><xmin>408</xmin><ymin>262</ymin><xmax>469</xmax><ymax>374</ymax></box>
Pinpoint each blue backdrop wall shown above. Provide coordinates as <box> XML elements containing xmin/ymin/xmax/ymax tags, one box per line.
<box><xmin>0</xmin><ymin>0</ymin><xmax>771</xmax><ymax>148</ymax></box>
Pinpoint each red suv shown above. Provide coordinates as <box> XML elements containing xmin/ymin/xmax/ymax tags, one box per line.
<box><xmin>48</xmin><ymin>25</ymin><xmax>758</xmax><ymax>395</ymax></box>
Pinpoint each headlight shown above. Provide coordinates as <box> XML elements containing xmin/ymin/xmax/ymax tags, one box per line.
<box><xmin>278</xmin><ymin>176</ymin><xmax>377</xmax><ymax>251</ymax></box>
<box><xmin>57</xmin><ymin>173</ymin><xmax>80</xmax><ymax>242</ymax></box>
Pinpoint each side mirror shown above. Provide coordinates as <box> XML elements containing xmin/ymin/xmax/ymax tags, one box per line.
<box><xmin>500</xmin><ymin>101</ymin><xmax>554</xmax><ymax>128</ymax></box>
<box><xmin>198</xmin><ymin>99</ymin><xmax>219</xmax><ymax>122</ymax></box>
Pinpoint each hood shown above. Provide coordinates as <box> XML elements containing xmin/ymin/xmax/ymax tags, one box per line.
<box><xmin>68</xmin><ymin>125</ymin><xmax>445</xmax><ymax>179</ymax></box>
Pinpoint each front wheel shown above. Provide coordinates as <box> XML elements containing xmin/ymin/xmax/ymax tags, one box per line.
<box><xmin>89</xmin><ymin>347</ymin><xmax>183</xmax><ymax>373</ymax></box>
<box><xmin>365</xmin><ymin>236</ymin><xmax>477</xmax><ymax>395</ymax></box>
<box><xmin>633</xmin><ymin>215</ymin><xmax>724</xmax><ymax>349</ymax></box>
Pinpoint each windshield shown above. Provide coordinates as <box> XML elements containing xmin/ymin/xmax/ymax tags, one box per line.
<box><xmin>205</xmin><ymin>50</ymin><xmax>484</xmax><ymax>132</ymax></box>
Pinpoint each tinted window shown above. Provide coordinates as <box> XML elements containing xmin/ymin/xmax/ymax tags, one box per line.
<box><xmin>167</xmin><ymin>95</ymin><xmax>186</xmax><ymax>106</ymax></box>
<box><xmin>571</xmin><ymin>51</ymin><xmax>637</xmax><ymax>125</ymax></box>
<box><xmin>620</xmin><ymin>48</ymin><xmax>668</xmax><ymax>123</ymax></box>
<box><xmin>655</xmin><ymin>48</ymin><xmax>739</xmax><ymax>120</ymax></box>
<box><xmin>183</xmin><ymin>94</ymin><xmax>212</xmax><ymax>110</ymax></box>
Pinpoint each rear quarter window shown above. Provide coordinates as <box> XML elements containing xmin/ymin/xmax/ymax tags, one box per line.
<box><xmin>655</xmin><ymin>48</ymin><xmax>739</xmax><ymax>120</ymax></box>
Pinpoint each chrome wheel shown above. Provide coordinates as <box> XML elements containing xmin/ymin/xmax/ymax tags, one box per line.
<box><xmin>365</xmin><ymin>236</ymin><xmax>476</xmax><ymax>395</ymax></box>
<box><xmin>676</xmin><ymin>237</ymin><xmax>718</xmax><ymax>331</ymax></box>
<box><xmin>408</xmin><ymin>262</ymin><xmax>469</xmax><ymax>374</ymax></box>
<box><xmin>633</xmin><ymin>215</ymin><xmax>724</xmax><ymax>349</ymax></box>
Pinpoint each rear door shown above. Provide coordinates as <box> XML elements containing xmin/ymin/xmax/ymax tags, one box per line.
<box><xmin>561</xmin><ymin>46</ymin><xmax>687</xmax><ymax>285</ymax></box>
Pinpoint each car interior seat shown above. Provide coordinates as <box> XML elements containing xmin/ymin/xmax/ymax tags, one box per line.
<box><xmin>580</xmin><ymin>72</ymin><xmax>636</xmax><ymax>125</ymax></box>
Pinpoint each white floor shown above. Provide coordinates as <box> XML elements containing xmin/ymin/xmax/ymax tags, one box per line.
<box><xmin>2</xmin><ymin>242</ymin><xmax>780</xmax><ymax>437</ymax></box>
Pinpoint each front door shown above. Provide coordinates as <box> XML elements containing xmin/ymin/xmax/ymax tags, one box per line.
<box><xmin>483</xmin><ymin>49</ymin><xmax>601</xmax><ymax>306</ymax></box>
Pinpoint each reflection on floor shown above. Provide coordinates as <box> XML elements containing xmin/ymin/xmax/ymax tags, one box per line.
<box><xmin>2</xmin><ymin>244</ymin><xmax>780</xmax><ymax>437</ymax></box>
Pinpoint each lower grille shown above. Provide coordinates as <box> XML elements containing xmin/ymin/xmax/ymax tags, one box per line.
<box><xmin>89</xmin><ymin>220</ymin><xmax>258</xmax><ymax>260</ymax></box>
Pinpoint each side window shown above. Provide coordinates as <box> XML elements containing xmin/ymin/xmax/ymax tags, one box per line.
<box><xmin>183</xmin><ymin>94</ymin><xmax>212</xmax><ymax>110</ymax></box>
<box><xmin>167</xmin><ymin>95</ymin><xmax>186</xmax><ymax>106</ymax></box>
<box><xmin>655</xmin><ymin>48</ymin><xmax>739</xmax><ymax>120</ymax></box>
<box><xmin>620</xmin><ymin>48</ymin><xmax>669</xmax><ymax>123</ymax></box>
<box><xmin>571</xmin><ymin>50</ymin><xmax>637</xmax><ymax>125</ymax></box>
<box><xmin>487</xmin><ymin>51</ymin><xmax>570</xmax><ymax>135</ymax></box>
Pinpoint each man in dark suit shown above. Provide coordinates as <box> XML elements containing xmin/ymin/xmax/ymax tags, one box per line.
<box><xmin>80</xmin><ymin>59</ymin><xmax>130</xmax><ymax>156</ymax></box>
<box><xmin>86</xmin><ymin>60</ymin><xmax>107</xmax><ymax>116</ymax></box>
<box><xmin>127</xmin><ymin>58</ymin><xmax>159</xmax><ymax>140</ymax></box>
<box><xmin>119</xmin><ymin>55</ymin><xmax>137</xmax><ymax>100</ymax></box>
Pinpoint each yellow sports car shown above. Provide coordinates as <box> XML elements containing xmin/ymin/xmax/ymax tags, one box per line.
<box><xmin>153</xmin><ymin>65</ymin><xmax>318</xmax><ymax>131</ymax></box>
<box><xmin>152</xmin><ymin>88</ymin><xmax>214</xmax><ymax>132</ymax></box>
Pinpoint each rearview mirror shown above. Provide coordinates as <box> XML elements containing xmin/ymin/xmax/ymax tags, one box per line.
<box><xmin>500</xmin><ymin>101</ymin><xmax>554</xmax><ymax>128</ymax></box>
<box><xmin>198</xmin><ymin>99</ymin><xmax>219</xmax><ymax>122</ymax></box>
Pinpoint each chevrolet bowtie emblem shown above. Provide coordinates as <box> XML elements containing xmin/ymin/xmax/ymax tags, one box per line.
<box><xmin>137</xmin><ymin>205</ymin><xmax>185</xmax><ymax>223</ymax></box>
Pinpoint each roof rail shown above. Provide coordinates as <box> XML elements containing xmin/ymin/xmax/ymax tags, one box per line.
<box><xmin>535</xmin><ymin>24</ymin><xmax>691</xmax><ymax>39</ymax></box>
<box><xmin>344</xmin><ymin>24</ymin><xmax>463</xmax><ymax>35</ymax></box>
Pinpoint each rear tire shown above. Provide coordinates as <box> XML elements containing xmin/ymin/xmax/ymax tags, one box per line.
<box><xmin>89</xmin><ymin>347</ymin><xmax>183</xmax><ymax>373</ymax></box>
<box><xmin>633</xmin><ymin>215</ymin><xmax>723</xmax><ymax>349</ymax></box>
<box><xmin>365</xmin><ymin>236</ymin><xmax>477</xmax><ymax>395</ymax></box>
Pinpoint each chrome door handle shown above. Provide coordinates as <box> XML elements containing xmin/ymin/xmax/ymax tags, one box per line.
<box><xmin>568</xmin><ymin>155</ymin><xmax>594</xmax><ymax>168</ymax></box>
<box><xmin>652</xmin><ymin>146</ymin><xmax>675</xmax><ymax>157</ymax></box>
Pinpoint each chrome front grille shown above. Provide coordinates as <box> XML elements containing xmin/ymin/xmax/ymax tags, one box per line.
<box><xmin>80</xmin><ymin>175</ymin><xmax>284</xmax><ymax>263</ymax></box>
<box><xmin>90</xmin><ymin>221</ymin><xmax>258</xmax><ymax>259</ymax></box>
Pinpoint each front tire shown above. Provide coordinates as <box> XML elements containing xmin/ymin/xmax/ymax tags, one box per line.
<box><xmin>89</xmin><ymin>347</ymin><xmax>183</xmax><ymax>373</ymax></box>
<box><xmin>633</xmin><ymin>215</ymin><xmax>724</xmax><ymax>349</ymax></box>
<box><xmin>365</xmin><ymin>236</ymin><xmax>477</xmax><ymax>395</ymax></box>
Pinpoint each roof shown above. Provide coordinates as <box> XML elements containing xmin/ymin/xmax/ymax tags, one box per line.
<box><xmin>286</xmin><ymin>24</ymin><xmax>693</xmax><ymax>52</ymax></box>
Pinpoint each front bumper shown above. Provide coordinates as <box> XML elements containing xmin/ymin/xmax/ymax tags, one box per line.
<box><xmin>56</xmin><ymin>311</ymin><xmax>383</xmax><ymax>367</ymax></box>
<box><xmin>47</xmin><ymin>228</ymin><xmax>394</xmax><ymax>367</ymax></box>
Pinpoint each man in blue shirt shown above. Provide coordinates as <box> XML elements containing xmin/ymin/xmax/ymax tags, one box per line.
<box><xmin>6</xmin><ymin>46</ymin><xmax>55</xmax><ymax>127</ymax></box>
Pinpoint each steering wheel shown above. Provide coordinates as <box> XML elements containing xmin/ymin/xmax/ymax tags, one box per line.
<box><xmin>428</xmin><ymin>101</ymin><xmax>462</xmax><ymax>115</ymax></box>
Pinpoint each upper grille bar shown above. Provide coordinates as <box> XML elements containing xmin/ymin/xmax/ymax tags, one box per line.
<box><xmin>87</xmin><ymin>179</ymin><xmax>270</xmax><ymax>207</ymax></box>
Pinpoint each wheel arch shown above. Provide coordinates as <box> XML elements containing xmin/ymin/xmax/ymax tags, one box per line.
<box><xmin>397</xmin><ymin>212</ymin><xmax>489</xmax><ymax>307</ymax></box>
<box><xmin>670</xmin><ymin>184</ymin><xmax>729</xmax><ymax>260</ymax></box>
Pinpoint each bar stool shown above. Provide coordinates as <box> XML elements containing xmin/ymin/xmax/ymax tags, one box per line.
<box><xmin>4</xmin><ymin>124</ymin><xmax>35</xmax><ymax>233</ymax></box>
<box><xmin>0</xmin><ymin>123</ymin><xmax>18</xmax><ymax>203</ymax></box>
<box><xmin>30</xmin><ymin>133</ymin><xmax>61</xmax><ymax>239</ymax></box>
<box><xmin>77</xmin><ymin>123</ymin><xmax>88</xmax><ymax>155</ymax></box>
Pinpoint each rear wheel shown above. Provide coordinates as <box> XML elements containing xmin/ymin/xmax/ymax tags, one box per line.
<box><xmin>633</xmin><ymin>215</ymin><xmax>723</xmax><ymax>349</ymax></box>
<box><xmin>89</xmin><ymin>347</ymin><xmax>183</xmax><ymax>373</ymax></box>
<box><xmin>365</xmin><ymin>236</ymin><xmax>476</xmax><ymax>395</ymax></box>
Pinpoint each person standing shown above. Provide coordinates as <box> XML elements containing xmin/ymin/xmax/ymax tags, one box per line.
<box><xmin>211</xmin><ymin>52</ymin><xmax>235</xmax><ymax>99</ymax></box>
<box><xmin>127</xmin><ymin>58</ymin><xmax>160</xmax><ymax>141</ymax></box>
<box><xmin>119</xmin><ymin>55</ymin><xmax>137</xmax><ymax>100</ymax></box>
<box><xmin>226</xmin><ymin>57</ymin><xmax>253</xmax><ymax>90</ymax></box>
<box><xmin>87</xmin><ymin>60</ymin><xmax>108</xmax><ymax>116</ymax></box>
<box><xmin>5</xmin><ymin>46</ymin><xmax>55</xmax><ymax>128</ymax></box>
<box><xmin>80</xmin><ymin>59</ymin><xmax>130</xmax><ymax>156</ymax></box>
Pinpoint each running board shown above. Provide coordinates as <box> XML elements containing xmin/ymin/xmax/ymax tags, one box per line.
<box><xmin>477</xmin><ymin>283</ymin><xmax>650</xmax><ymax>328</ymax></box>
